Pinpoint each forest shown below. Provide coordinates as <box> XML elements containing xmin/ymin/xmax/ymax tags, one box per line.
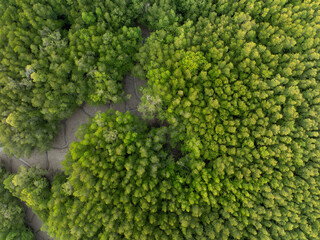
<box><xmin>1</xmin><ymin>0</ymin><xmax>320</xmax><ymax>239</ymax></box>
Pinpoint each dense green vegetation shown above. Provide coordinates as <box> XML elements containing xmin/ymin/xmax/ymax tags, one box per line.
<box><xmin>0</xmin><ymin>166</ymin><xmax>34</xmax><ymax>240</ymax></box>
<box><xmin>0</xmin><ymin>0</ymin><xmax>221</xmax><ymax>157</ymax></box>
<box><xmin>0</xmin><ymin>0</ymin><xmax>71</xmax><ymax>156</ymax></box>
<box><xmin>0</xmin><ymin>0</ymin><xmax>142</xmax><ymax>157</ymax></box>
<box><xmin>6</xmin><ymin>111</ymin><xmax>194</xmax><ymax>239</ymax></box>
<box><xmin>2</xmin><ymin>0</ymin><xmax>320</xmax><ymax>239</ymax></box>
<box><xmin>136</xmin><ymin>1</ymin><xmax>320</xmax><ymax>239</ymax></box>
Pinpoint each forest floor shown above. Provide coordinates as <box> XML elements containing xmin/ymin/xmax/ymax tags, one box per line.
<box><xmin>0</xmin><ymin>75</ymin><xmax>147</xmax><ymax>240</ymax></box>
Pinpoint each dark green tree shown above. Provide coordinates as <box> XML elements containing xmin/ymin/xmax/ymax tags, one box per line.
<box><xmin>0</xmin><ymin>166</ymin><xmax>34</xmax><ymax>240</ymax></box>
<box><xmin>0</xmin><ymin>0</ymin><xmax>142</xmax><ymax>157</ymax></box>
<box><xmin>4</xmin><ymin>166</ymin><xmax>51</xmax><ymax>221</ymax></box>
<box><xmin>134</xmin><ymin>1</ymin><xmax>320</xmax><ymax>239</ymax></box>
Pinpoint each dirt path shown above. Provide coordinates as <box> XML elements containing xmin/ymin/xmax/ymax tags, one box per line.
<box><xmin>0</xmin><ymin>75</ymin><xmax>147</xmax><ymax>240</ymax></box>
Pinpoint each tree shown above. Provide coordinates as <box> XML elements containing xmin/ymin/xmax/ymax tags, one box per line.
<box><xmin>0</xmin><ymin>165</ymin><xmax>34</xmax><ymax>240</ymax></box>
<box><xmin>135</xmin><ymin>0</ymin><xmax>320</xmax><ymax>238</ymax></box>
<box><xmin>0</xmin><ymin>0</ymin><xmax>142</xmax><ymax>157</ymax></box>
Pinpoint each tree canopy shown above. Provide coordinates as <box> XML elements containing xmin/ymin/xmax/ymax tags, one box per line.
<box><xmin>2</xmin><ymin>0</ymin><xmax>320</xmax><ymax>239</ymax></box>
<box><xmin>5</xmin><ymin>111</ymin><xmax>206</xmax><ymax>239</ymax></box>
<box><xmin>135</xmin><ymin>0</ymin><xmax>320</xmax><ymax>239</ymax></box>
<box><xmin>0</xmin><ymin>0</ymin><xmax>142</xmax><ymax>156</ymax></box>
<box><xmin>0</xmin><ymin>166</ymin><xmax>34</xmax><ymax>240</ymax></box>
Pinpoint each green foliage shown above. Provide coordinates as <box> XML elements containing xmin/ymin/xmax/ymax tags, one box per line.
<box><xmin>138</xmin><ymin>88</ymin><xmax>163</xmax><ymax>119</ymax></box>
<box><xmin>2</xmin><ymin>0</ymin><xmax>320</xmax><ymax>239</ymax></box>
<box><xmin>135</xmin><ymin>0</ymin><xmax>320</xmax><ymax>239</ymax></box>
<box><xmin>175</xmin><ymin>0</ymin><xmax>216</xmax><ymax>22</ymax></box>
<box><xmin>81</xmin><ymin>12</ymin><xmax>96</xmax><ymax>25</ymax></box>
<box><xmin>4</xmin><ymin>111</ymin><xmax>226</xmax><ymax>239</ymax></box>
<box><xmin>4</xmin><ymin>166</ymin><xmax>51</xmax><ymax>221</ymax></box>
<box><xmin>0</xmin><ymin>166</ymin><xmax>34</xmax><ymax>240</ymax></box>
<box><xmin>131</xmin><ymin>0</ymin><xmax>216</xmax><ymax>30</ymax></box>
<box><xmin>0</xmin><ymin>0</ymin><xmax>142</xmax><ymax>157</ymax></box>
<box><xmin>45</xmin><ymin>173</ymin><xmax>74</xmax><ymax>240</ymax></box>
<box><xmin>57</xmin><ymin>111</ymin><xmax>184</xmax><ymax>239</ymax></box>
<box><xmin>0</xmin><ymin>0</ymin><xmax>220</xmax><ymax>157</ymax></box>
<box><xmin>132</xmin><ymin>0</ymin><xmax>181</xmax><ymax>30</ymax></box>
<box><xmin>68</xmin><ymin>1</ymin><xmax>143</xmax><ymax>104</ymax></box>
<box><xmin>0</xmin><ymin>0</ymin><xmax>73</xmax><ymax>156</ymax></box>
